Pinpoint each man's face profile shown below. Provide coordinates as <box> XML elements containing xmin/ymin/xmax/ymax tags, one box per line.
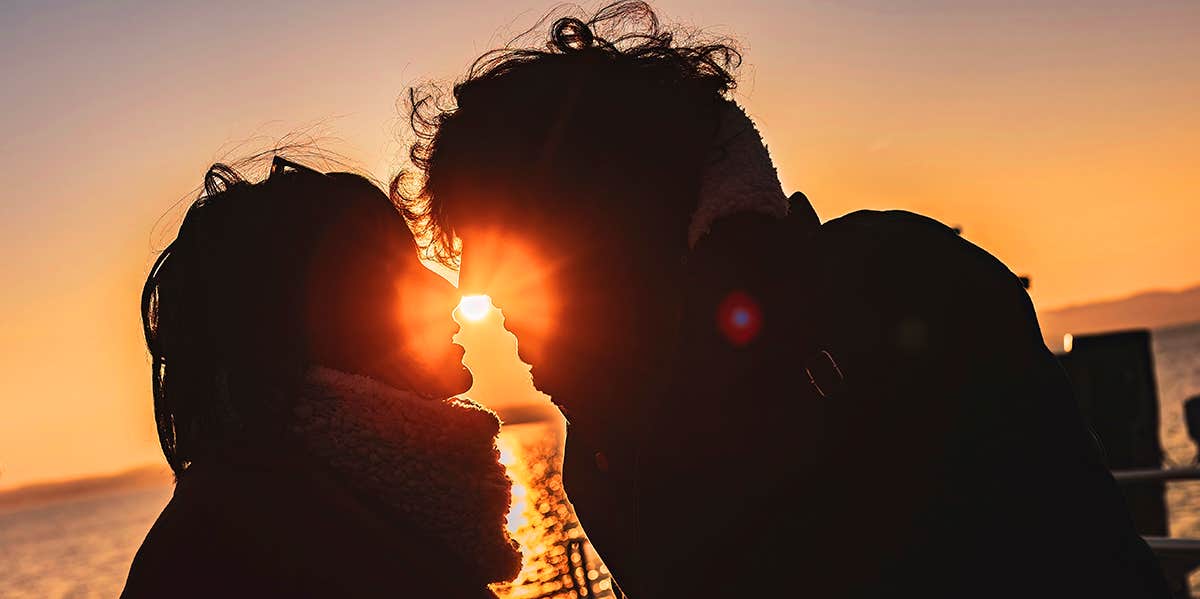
<box><xmin>458</xmin><ymin>219</ymin><xmax>658</xmax><ymax>405</ymax></box>
<box><xmin>458</xmin><ymin>225</ymin><xmax>562</xmax><ymax>385</ymax></box>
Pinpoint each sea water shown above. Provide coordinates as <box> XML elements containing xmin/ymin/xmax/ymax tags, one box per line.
<box><xmin>0</xmin><ymin>487</ymin><xmax>173</xmax><ymax>599</ymax></box>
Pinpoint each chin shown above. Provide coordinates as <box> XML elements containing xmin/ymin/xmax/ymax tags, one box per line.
<box><xmin>449</xmin><ymin>368</ymin><xmax>474</xmax><ymax>396</ymax></box>
<box><xmin>530</xmin><ymin>372</ymin><xmax>572</xmax><ymax>408</ymax></box>
<box><xmin>429</xmin><ymin>367</ymin><xmax>472</xmax><ymax>398</ymax></box>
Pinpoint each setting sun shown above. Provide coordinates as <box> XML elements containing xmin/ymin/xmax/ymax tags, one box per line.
<box><xmin>459</xmin><ymin>294</ymin><xmax>494</xmax><ymax>322</ymax></box>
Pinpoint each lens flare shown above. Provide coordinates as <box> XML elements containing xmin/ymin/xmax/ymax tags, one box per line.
<box><xmin>459</xmin><ymin>294</ymin><xmax>493</xmax><ymax>322</ymax></box>
<box><xmin>718</xmin><ymin>290</ymin><xmax>763</xmax><ymax>346</ymax></box>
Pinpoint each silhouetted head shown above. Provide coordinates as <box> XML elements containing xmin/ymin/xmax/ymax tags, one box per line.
<box><xmin>394</xmin><ymin>1</ymin><xmax>741</xmax><ymax>407</ymax></box>
<box><xmin>143</xmin><ymin>157</ymin><xmax>468</xmax><ymax>475</ymax></box>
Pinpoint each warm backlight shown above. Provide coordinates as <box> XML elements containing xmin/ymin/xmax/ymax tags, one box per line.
<box><xmin>458</xmin><ymin>294</ymin><xmax>493</xmax><ymax>322</ymax></box>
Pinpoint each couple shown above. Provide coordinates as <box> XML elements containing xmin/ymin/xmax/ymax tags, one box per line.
<box><xmin>124</xmin><ymin>3</ymin><xmax>1168</xmax><ymax>598</ymax></box>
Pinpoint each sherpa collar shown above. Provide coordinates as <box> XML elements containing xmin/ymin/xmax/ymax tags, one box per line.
<box><xmin>689</xmin><ymin>101</ymin><xmax>790</xmax><ymax>248</ymax></box>
<box><xmin>289</xmin><ymin>367</ymin><xmax>522</xmax><ymax>584</ymax></box>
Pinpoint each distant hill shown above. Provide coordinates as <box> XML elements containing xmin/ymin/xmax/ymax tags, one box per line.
<box><xmin>496</xmin><ymin>402</ymin><xmax>562</xmax><ymax>426</ymax></box>
<box><xmin>0</xmin><ymin>464</ymin><xmax>172</xmax><ymax>514</ymax></box>
<box><xmin>1039</xmin><ymin>284</ymin><xmax>1200</xmax><ymax>343</ymax></box>
<box><xmin>0</xmin><ymin>405</ymin><xmax>561</xmax><ymax>515</ymax></box>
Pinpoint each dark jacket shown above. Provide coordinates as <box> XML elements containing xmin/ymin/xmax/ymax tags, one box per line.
<box><xmin>562</xmin><ymin>195</ymin><xmax>1169</xmax><ymax>597</ymax></box>
<box><xmin>121</xmin><ymin>455</ymin><xmax>498</xmax><ymax>599</ymax></box>
<box><xmin>122</xmin><ymin>369</ymin><xmax>514</xmax><ymax>599</ymax></box>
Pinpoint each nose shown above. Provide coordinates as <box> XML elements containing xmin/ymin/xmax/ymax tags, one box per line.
<box><xmin>457</xmin><ymin>295</ymin><xmax>493</xmax><ymax>322</ymax></box>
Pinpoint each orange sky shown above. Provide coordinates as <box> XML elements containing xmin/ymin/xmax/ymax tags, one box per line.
<box><xmin>0</xmin><ymin>0</ymin><xmax>1197</xmax><ymax>489</ymax></box>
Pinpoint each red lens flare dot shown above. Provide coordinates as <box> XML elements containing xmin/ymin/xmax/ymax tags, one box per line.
<box><xmin>717</xmin><ymin>291</ymin><xmax>763</xmax><ymax>347</ymax></box>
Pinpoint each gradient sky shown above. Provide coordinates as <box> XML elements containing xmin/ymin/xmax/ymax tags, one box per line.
<box><xmin>1</xmin><ymin>0</ymin><xmax>1196</xmax><ymax>489</ymax></box>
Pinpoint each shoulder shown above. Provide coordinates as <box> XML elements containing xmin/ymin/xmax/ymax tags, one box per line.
<box><xmin>825</xmin><ymin>208</ymin><xmax>954</xmax><ymax>231</ymax></box>
<box><xmin>815</xmin><ymin>209</ymin><xmax>1021</xmax><ymax>291</ymax></box>
<box><xmin>123</xmin><ymin>463</ymin><xmax>497</xmax><ymax>599</ymax></box>
<box><xmin>121</xmin><ymin>486</ymin><xmax>244</xmax><ymax>598</ymax></box>
<box><xmin>818</xmin><ymin>209</ymin><xmax>962</xmax><ymax>260</ymax></box>
<box><xmin>123</xmin><ymin>470</ymin><xmax>319</xmax><ymax>597</ymax></box>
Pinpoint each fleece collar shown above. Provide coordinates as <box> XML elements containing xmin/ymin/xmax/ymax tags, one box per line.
<box><xmin>689</xmin><ymin>101</ymin><xmax>790</xmax><ymax>248</ymax></box>
<box><xmin>289</xmin><ymin>367</ymin><xmax>522</xmax><ymax>584</ymax></box>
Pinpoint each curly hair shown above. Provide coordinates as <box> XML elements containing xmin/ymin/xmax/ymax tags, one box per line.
<box><xmin>393</xmin><ymin>1</ymin><xmax>742</xmax><ymax>268</ymax></box>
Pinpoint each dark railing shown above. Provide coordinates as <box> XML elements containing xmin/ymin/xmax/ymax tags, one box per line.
<box><xmin>1115</xmin><ymin>467</ymin><xmax>1200</xmax><ymax>598</ymax></box>
<box><xmin>512</xmin><ymin>539</ymin><xmax>621</xmax><ymax>599</ymax></box>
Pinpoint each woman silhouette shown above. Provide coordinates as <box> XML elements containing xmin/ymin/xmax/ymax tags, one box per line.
<box><xmin>122</xmin><ymin>157</ymin><xmax>520</xmax><ymax>598</ymax></box>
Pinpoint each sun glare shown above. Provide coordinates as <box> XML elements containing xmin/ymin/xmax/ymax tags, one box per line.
<box><xmin>459</xmin><ymin>294</ymin><xmax>493</xmax><ymax>322</ymax></box>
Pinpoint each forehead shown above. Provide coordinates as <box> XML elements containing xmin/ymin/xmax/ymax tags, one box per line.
<box><xmin>457</xmin><ymin>223</ymin><xmax>552</xmax><ymax>295</ymax></box>
<box><xmin>456</xmin><ymin>220</ymin><xmax>624</xmax><ymax>301</ymax></box>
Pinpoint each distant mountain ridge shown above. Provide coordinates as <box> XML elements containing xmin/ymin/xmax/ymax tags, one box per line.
<box><xmin>1039</xmin><ymin>284</ymin><xmax>1200</xmax><ymax>342</ymax></box>
<box><xmin>0</xmin><ymin>464</ymin><xmax>171</xmax><ymax>514</ymax></box>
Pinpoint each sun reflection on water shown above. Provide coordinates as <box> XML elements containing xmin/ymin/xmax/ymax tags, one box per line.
<box><xmin>491</xmin><ymin>429</ymin><xmax>615</xmax><ymax>599</ymax></box>
<box><xmin>498</xmin><ymin>436</ymin><xmax>530</xmax><ymax>535</ymax></box>
<box><xmin>455</xmin><ymin>287</ymin><xmax>615</xmax><ymax>598</ymax></box>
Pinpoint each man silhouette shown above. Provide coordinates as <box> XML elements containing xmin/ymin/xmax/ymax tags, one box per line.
<box><xmin>395</xmin><ymin>4</ymin><xmax>1168</xmax><ymax>596</ymax></box>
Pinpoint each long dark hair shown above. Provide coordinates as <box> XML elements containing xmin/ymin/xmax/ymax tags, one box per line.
<box><xmin>142</xmin><ymin>158</ymin><xmax>417</xmax><ymax>474</ymax></box>
<box><xmin>393</xmin><ymin>1</ymin><xmax>742</xmax><ymax>268</ymax></box>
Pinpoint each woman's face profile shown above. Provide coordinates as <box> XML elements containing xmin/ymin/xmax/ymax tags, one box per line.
<box><xmin>391</xmin><ymin>259</ymin><xmax>473</xmax><ymax>397</ymax></box>
<box><xmin>300</xmin><ymin>178</ymin><xmax>472</xmax><ymax>399</ymax></box>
